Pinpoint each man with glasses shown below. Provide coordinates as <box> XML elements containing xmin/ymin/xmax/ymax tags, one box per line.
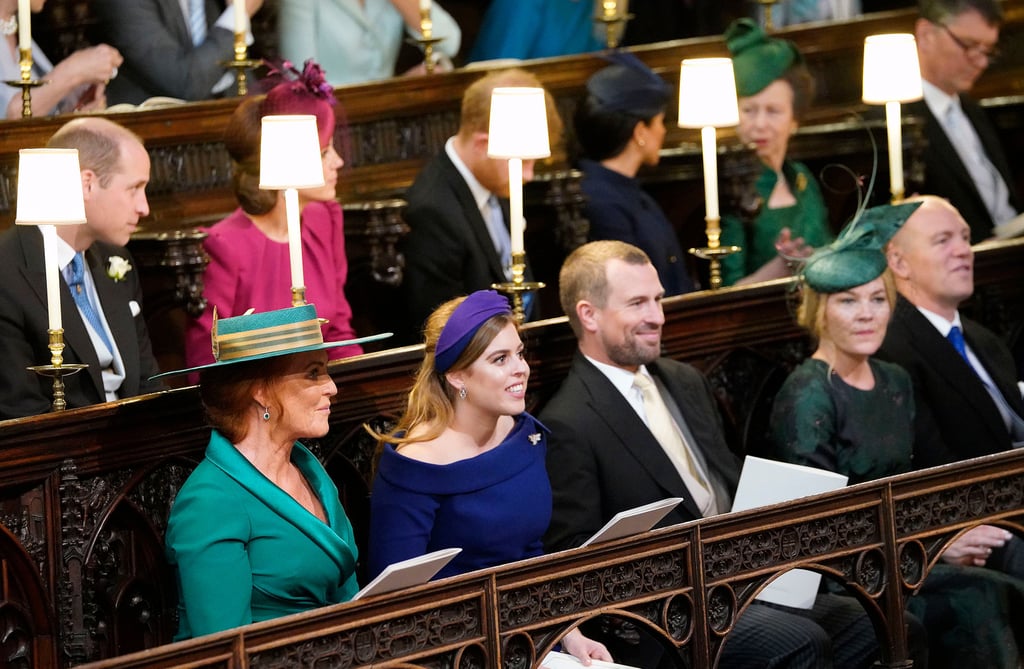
<box><xmin>912</xmin><ymin>0</ymin><xmax>1020</xmax><ymax>242</ymax></box>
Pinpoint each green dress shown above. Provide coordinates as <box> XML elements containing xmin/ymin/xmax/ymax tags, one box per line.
<box><xmin>770</xmin><ymin>358</ymin><xmax>1024</xmax><ymax>669</ymax></box>
<box><xmin>166</xmin><ymin>431</ymin><xmax>360</xmax><ymax>639</ymax></box>
<box><xmin>720</xmin><ymin>160</ymin><xmax>832</xmax><ymax>287</ymax></box>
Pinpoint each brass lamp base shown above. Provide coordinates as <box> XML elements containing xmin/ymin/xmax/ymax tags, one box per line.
<box><xmin>3</xmin><ymin>78</ymin><xmax>46</xmax><ymax>118</ymax></box>
<box><xmin>689</xmin><ymin>245</ymin><xmax>742</xmax><ymax>290</ymax></box>
<box><xmin>407</xmin><ymin>35</ymin><xmax>446</xmax><ymax>74</ymax></box>
<box><xmin>27</xmin><ymin>329</ymin><xmax>87</xmax><ymax>412</ymax></box>
<box><xmin>594</xmin><ymin>12</ymin><xmax>635</xmax><ymax>49</ymax></box>
<box><xmin>491</xmin><ymin>252</ymin><xmax>544</xmax><ymax>324</ymax></box>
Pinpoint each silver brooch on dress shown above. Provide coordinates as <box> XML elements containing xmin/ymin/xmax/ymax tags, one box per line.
<box><xmin>528</xmin><ymin>433</ymin><xmax>542</xmax><ymax>445</ymax></box>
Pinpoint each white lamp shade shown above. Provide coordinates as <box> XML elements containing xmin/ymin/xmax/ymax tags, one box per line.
<box><xmin>678</xmin><ymin>58</ymin><xmax>739</xmax><ymax>129</ymax></box>
<box><xmin>862</xmin><ymin>34</ymin><xmax>923</xmax><ymax>104</ymax></box>
<box><xmin>15</xmin><ymin>149</ymin><xmax>87</xmax><ymax>226</ymax></box>
<box><xmin>259</xmin><ymin>115</ymin><xmax>326</xmax><ymax>190</ymax></box>
<box><xmin>487</xmin><ymin>87</ymin><xmax>551</xmax><ymax>159</ymax></box>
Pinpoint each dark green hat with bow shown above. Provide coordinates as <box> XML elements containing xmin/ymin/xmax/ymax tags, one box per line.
<box><xmin>802</xmin><ymin>201</ymin><xmax>923</xmax><ymax>293</ymax></box>
<box><xmin>725</xmin><ymin>18</ymin><xmax>803</xmax><ymax>97</ymax></box>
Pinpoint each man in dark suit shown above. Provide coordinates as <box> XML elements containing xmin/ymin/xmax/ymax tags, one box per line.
<box><xmin>401</xmin><ymin>68</ymin><xmax>555</xmax><ymax>336</ymax></box>
<box><xmin>910</xmin><ymin>0</ymin><xmax>1020</xmax><ymax>242</ymax></box>
<box><xmin>541</xmin><ymin>240</ymin><xmax>879</xmax><ymax>668</ymax></box>
<box><xmin>879</xmin><ymin>194</ymin><xmax>1024</xmax><ymax>466</ymax></box>
<box><xmin>878</xmin><ymin>194</ymin><xmax>1024</xmax><ymax>575</ymax></box>
<box><xmin>0</xmin><ymin>118</ymin><xmax>164</xmax><ymax>419</ymax></box>
<box><xmin>92</xmin><ymin>0</ymin><xmax>264</xmax><ymax>105</ymax></box>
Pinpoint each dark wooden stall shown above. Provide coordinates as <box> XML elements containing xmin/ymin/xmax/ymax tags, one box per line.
<box><xmin>0</xmin><ymin>236</ymin><xmax>1021</xmax><ymax>669</ymax></box>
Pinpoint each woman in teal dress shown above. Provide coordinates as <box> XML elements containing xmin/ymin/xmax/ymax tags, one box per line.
<box><xmin>769</xmin><ymin>201</ymin><xmax>1024</xmax><ymax>668</ymax></box>
<box><xmin>721</xmin><ymin>19</ymin><xmax>832</xmax><ymax>286</ymax></box>
<box><xmin>156</xmin><ymin>305</ymin><xmax>386</xmax><ymax>639</ymax></box>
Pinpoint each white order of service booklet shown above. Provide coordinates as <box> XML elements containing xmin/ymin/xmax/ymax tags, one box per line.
<box><xmin>352</xmin><ymin>547</ymin><xmax>462</xmax><ymax>601</ymax></box>
<box><xmin>580</xmin><ymin>497</ymin><xmax>684</xmax><ymax>547</ymax></box>
<box><xmin>542</xmin><ymin>650</ymin><xmax>641</xmax><ymax>669</ymax></box>
<box><xmin>730</xmin><ymin>456</ymin><xmax>848</xmax><ymax>609</ymax></box>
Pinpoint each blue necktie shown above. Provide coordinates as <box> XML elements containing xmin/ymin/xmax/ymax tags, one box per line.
<box><xmin>949</xmin><ymin>325</ymin><xmax>1024</xmax><ymax>442</ymax></box>
<box><xmin>68</xmin><ymin>253</ymin><xmax>114</xmax><ymax>354</ymax></box>
<box><xmin>484</xmin><ymin>195</ymin><xmax>512</xmax><ymax>280</ymax></box>
<box><xmin>947</xmin><ymin>325</ymin><xmax>970</xmax><ymax>363</ymax></box>
<box><xmin>188</xmin><ymin>0</ymin><xmax>207</xmax><ymax>46</ymax></box>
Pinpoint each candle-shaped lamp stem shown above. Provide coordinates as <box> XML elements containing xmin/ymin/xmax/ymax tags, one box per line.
<box><xmin>885</xmin><ymin>100</ymin><xmax>904</xmax><ymax>203</ymax></box>
<box><xmin>18</xmin><ymin>0</ymin><xmax>30</xmax><ymax>51</ymax></box>
<box><xmin>284</xmin><ymin>187</ymin><xmax>305</xmax><ymax>303</ymax></box>
<box><xmin>700</xmin><ymin>126</ymin><xmax>720</xmax><ymax>233</ymax></box>
<box><xmin>41</xmin><ymin>224</ymin><xmax>62</xmax><ymax>331</ymax></box>
<box><xmin>508</xmin><ymin>158</ymin><xmax>524</xmax><ymax>255</ymax></box>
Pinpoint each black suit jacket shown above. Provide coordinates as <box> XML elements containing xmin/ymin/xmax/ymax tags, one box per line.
<box><xmin>93</xmin><ymin>0</ymin><xmax>235</xmax><ymax>104</ymax></box>
<box><xmin>0</xmin><ymin>226</ymin><xmax>164</xmax><ymax>419</ymax></box>
<box><xmin>540</xmin><ymin>352</ymin><xmax>741</xmax><ymax>552</ymax></box>
<box><xmin>908</xmin><ymin>96</ymin><xmax>1021</xmax><ymax>243</ymax></box>
<box><xmin>401</xmin><ymin>150</ymin><xmax>532</xmax><ymax>333</ymax></box>
<box><xmin>876</xmin><ymin>295</ymin><xmax>1023</xmax><ymax>468</ymax></box>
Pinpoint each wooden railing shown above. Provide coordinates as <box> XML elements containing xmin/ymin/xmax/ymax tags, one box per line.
<box><xmin>0</xmin><ymin>237</ymin><xmax>1021</xmax><ymax>668</ymax></box>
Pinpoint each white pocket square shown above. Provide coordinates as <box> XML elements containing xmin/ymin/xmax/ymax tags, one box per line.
<box><xmin>129</xmin><ymin>300</ymin><xmax>141</xmax><ymax>317</ymax></box>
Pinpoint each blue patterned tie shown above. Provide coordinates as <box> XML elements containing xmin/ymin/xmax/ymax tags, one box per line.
<box><xmin>188</xmin><ymin>0</ymin><xmax>207</xmax><ymax>46</ymax></box>
<box><xmin>947</xmin><ymin>325</ymin><xmax>970</xmax><ymax>364</ymax></box>
<box><xmin>68</xmin><ymin>253</ymin><xmax>114</xmax><ymax>353</ymax></box>
<box><xmin>484</xmin><ymin>195</ymin><xmax>512</xmax><ymax>280</ymax></box>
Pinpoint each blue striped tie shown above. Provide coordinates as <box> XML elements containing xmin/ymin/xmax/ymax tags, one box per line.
<box><xmin>188</xmin><ymin>0</ymin><xmax>207</xmax><ymax>46</ymax></box>
<box><xmin>68</xmin><ymin>253</ymin><xmax>114</xmax><ymax>354</ymax></box>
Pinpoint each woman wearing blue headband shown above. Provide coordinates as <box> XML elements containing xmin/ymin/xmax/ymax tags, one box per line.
<box><xmin>769</xmin><ymin>201</ymin><xmax>1024</xmax><ymax>668</ymax></box>
<box><xmin>368</xmin><ymin>290</ymin><xmax>611</xmax><ymax>664</ymax></box>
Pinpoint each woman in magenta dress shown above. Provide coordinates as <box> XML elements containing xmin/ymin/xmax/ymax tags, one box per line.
<box><xmin>186</xmin><ymin>61</ymin><xmax>361</xmax><ymax>371</ymax></box>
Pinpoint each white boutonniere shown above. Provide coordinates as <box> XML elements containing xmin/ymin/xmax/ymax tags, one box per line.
<box><xmin>528</xmin><ymin>433</ymin><xmax>542</xmax><ymax>445</ymax></box>
<box><xmin>106</xmin><ymin>256</ymin><xmax>132</xmax><ymax>282</ymax></box>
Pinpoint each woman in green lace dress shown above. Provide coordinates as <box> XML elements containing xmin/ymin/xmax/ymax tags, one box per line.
<box><xmin>769</xmin><ymin>201</ymin><xmax>1024</xmax><ymax>669</ymax></box>
<box><xmin>720</xmin><ymin>19</ymin><xmax>832</xmax><ymax>286</ymax></box>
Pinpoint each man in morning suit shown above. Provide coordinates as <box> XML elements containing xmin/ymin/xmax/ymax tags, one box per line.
<box><xmin>400</xmin><ymin>68</ymin><xmax>558</xmax><ymax>336</ymax></box>
<box><xmin>541</xmin><ymin>240</ymin><xmax>878</xmax><ymax>669</ymax></box>
<box><xmin>0</xmin><ymin>118</ymin><xmax>163</xmax><ymax>419</ymax></box>
<box><xmin>878</xmin><ymin>194</ymin><xmax>1024</xmax><ymax>575</ymax></box>
<box><xmin>92</xmin><ymin>0</ymin><xmax>264</xmax><ymax>105</ymax></box>
<box><xmin>911</xmin><ymin>0</ymin><xmax>1020</xmax><ymax>242</ymax></box>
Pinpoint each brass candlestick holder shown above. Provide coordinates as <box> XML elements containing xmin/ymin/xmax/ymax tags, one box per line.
<box><xmin>411</xmin><ymin>7</ymin><xmax>445</xmax><ymax>74</ymax></box>
<box><xmin>291</xmin><ymin>286</ymin><xmax>307</xmax><ymax>307</ymax></box>
<box><xmin>756</xmin><ymin>0</ymin><xmax>781</xmax><ymax>31</ymax></box>
<box><xmin>492</xmin><ymin>251</ymin><xmax>545</xmax><ymax>324</ymax></box>
<box><xmin>4</xmin><ymin>48</ymin><xmax>47</xmax><ymax>118</ymax></box>
<box><xmin>688</xmin><ymin>217</ymin><xmax>741</xmax><ymax>290</ymax></box>
<box><xmin>594</xmin><ymin>1</ymin><xmax>633</xmax><ymax>49</ymax></box>
<box><xmin>27</xmin><ymin>329</ymin><xmax>87</xmax><ymax>412</ymax></box>
<box><xmin>220</xmin><ymin>34</ymin><xmax>260</xmax><ymax>96</ymax></box>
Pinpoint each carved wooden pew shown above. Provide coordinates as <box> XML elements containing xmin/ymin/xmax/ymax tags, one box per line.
<box><xmin>0</xmin><ymin>237</ymin><xmax>1021</xmax><ymax>668</ymax></box>
<box><xmin>68</xmin><ymin>450</ymin><xmax>1024</xmax><ymax>669</ymax></box>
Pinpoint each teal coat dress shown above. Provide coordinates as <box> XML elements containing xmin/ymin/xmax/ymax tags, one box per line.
<box><xmin>770</xmin><ymin>358</ymin><xmax>1024</xmax><ymax>669</ymax></box>
<box><xmin>166</xmin><ymin>431</ymin><xmax>359</xmax><ymax>639</ymax></box>
<box><xmin>720</xmin><ymin>160</ymin><xmax>831</xmax><ymax>286</ymax></box>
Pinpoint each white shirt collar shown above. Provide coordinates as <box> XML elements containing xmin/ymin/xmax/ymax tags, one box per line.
<box><xmin>444</xmin><ymin>136</ymin><xmax>494</xmax><ymax>212</ymax></box>
<box><xmin>54</xmin><ymin>234</ymin><xmax>80</xmax><ymax>273</ymax></box>
<box><xmin>915</xmin><ymin>304</ymin><xmax>963</xmax><ymax>337</ymax></box>
<box><xmin>583</xmin><ymin>353</ymin><xmax>650</xmax><ymax>400</ymax></box>
<box><xmin>922</xmin><ymin>79</ymin><xmax>959</xmax><ymax>122</ymax></box>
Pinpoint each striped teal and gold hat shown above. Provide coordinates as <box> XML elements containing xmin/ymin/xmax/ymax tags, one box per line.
<box><xmin>151</xmin><ymin>304</ymin><xmax>391</xmax><ymax>379</ymax></box>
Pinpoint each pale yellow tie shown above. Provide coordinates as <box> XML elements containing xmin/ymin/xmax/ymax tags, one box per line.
<box><xmin>633</xmin><ymin>371</ymin><xmax>716</xmax><ymax>516</ymax></box>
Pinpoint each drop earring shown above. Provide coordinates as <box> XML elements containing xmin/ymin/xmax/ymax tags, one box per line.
<box><xmin>459</xmin><ymin>386</ymin><xmax>467</xmax><ymax>400</ymax></box>
<box><xmin>262</xmin><ymin>406</ymin><xmax>270</xmax><ymax>421</ymax></box>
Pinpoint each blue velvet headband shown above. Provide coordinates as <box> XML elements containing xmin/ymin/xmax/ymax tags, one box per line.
<box><xmin>434</xmin><ymin>290</ymin><xmax>512</xmax><ymax>374</ymax></box>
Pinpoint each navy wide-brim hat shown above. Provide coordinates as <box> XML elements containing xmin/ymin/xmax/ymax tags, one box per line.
<box><xmin>586</xmin><ymin>52</ymin><xmax>671</xmax><ymax>119</ymax></box>
<box><xmin>151</xmin><ymin>304</ymin><xmax>391</xmax><ymax>380</ymax></box>
<box><xmin>801</xmin><ymin>201</ymin><xmax>923</xmax><ymax>293</ymax></box>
